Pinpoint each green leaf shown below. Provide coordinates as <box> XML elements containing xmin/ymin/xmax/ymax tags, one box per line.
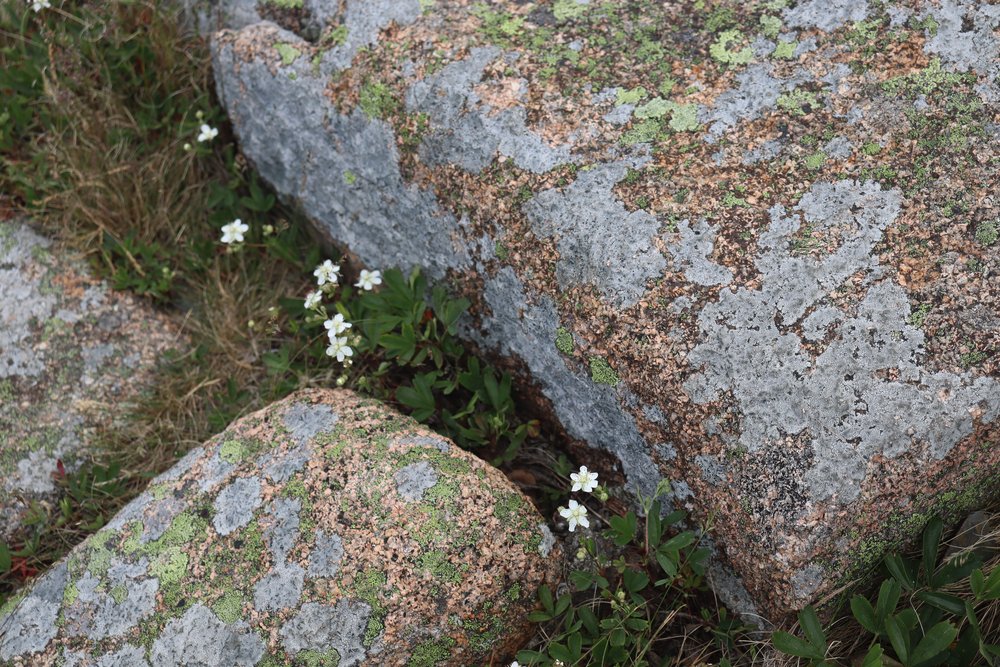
<box><xmin>0</xmin><ymin>543</ymin><xmax>10</xmax><ymax>573</ymax></box>
<box><xmin>608</xmin><ymin>512</ymin><xmax>638</xmax><ymax>547</ymax></box>
<box><xmin>885</xmin><ymin>614</ymin><xmax>910</xmax><ymax>664</ymax></box>
<box><xmin>798</xmin><ymin>605</ymin><xmax>827</xmax><ymax>652</ymax></box>
<box><xmin>885</xmin><ymin>554</ymin><xmax>918</xmax><ymax>591</ymax></box>
<box><xmin>876</xmin><ymin>578</ymin><xmax>902</xmax><ymax>624</ymax></box>
<box><xmin>916</xmin><ymin>591</ymin><xmax>966</xmax><ymax>617</ymax></box>
<box><xmin>922</xmin><ymin>516</ymin><xmax>944</xmax><ymax>585</ymax></box>
<box><xmin>851</xmin><ymin>595</ymin><xmax>879</xmax><ymax>633</ymax></box>
<box><xmin>861</xmin><ymin>644</ymin><xmax>885</xmax><ymax>667</ymax></box>
<box><xmin>772</xmin><ymin>631</ymin><xmax>826</xmax><ymax>660</ymax></box>
<box><xmin>623</xmin><ymin>568</ymin><xmax>650</xmax><ymax>593</ymax></box>
<box><xmin>909</xmin><ymin>621</ymin><xmax>957</xmax><ymax>667</ymax></box>
<box><xmin>579</xmin><ymin>606</ymin><xmax>599</xmax><ymax>637</ymax></box>
<box><xmin>570</xmin><ymin>569</ymin><xmax>595</xmax><ymax>591</ymax></box>
<box><xmin>538</xmin><ymin>585</ymin><xmax>553</xmax><ymax>613</ymax></box>
<box><xmin>932</xmin><ymin>551</ymin><xmax>982</xmax><ymax>589</ymax></box>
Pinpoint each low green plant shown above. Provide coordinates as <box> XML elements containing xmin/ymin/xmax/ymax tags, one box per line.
<box><xmin>773</xmin><ymin>516</ymin><xmax>1000</xmax><ymax>666</ymax></box>
<box><xmin>518</xmin><ymin>481</ymin><xmax>744</xmax><ymax>665</ymax></box>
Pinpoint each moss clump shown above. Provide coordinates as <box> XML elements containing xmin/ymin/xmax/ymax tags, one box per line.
<box><xmin>555</xmin><ymin>327</ymin><xmax>574</xmax><ymax>355</ymax></box>
<box><xmin>975</xmin><ymin>220</ymin><xmax>998</xmax><ymax>246</ymax></box>
<box><xmin>353</xmin><ymin>569</ymin><xmax>389</xmax><ymax>646</ymax></box>
<box><xmin>274</xmin><ymin>43</ymin><xmax>301</xmax><ymax>66</ymax></box>
<box><xmin>212</xmin><ymin>590</ymin><xmax>244</xmax><ymax>624</ymax></box>
<box><xmin>297</xmin><ymin>649</ymin><xmax>341</xmax><ymax>667</ymax></box>
<box><xmin>359</xmin><ymin>81</ymin><xmax>400</xmax><ymax>119</ymax></box>
<box><xmin>407</xmin><ymin>637</ymin><xmax>456</xmax><ymax>666</ymax></box>
<box><xmin>589</xmin><ymin>357</ymin><xmax>619</xmax><ymax>386</ymax></box>
<box><xmin>419</xmin><ymin>551</ymin><xmax>464</xmax><ymax>583</ymax></box>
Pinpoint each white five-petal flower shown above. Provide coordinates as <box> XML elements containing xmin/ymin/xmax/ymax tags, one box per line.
<box><xmin>196</xmin><ymin>124</ymin><xmax>219</xmax><ymax>143</ymax></box>
<box><xmin>220</xmin><ymin>218</ymin><xmax>249</xmax><ymax>244</ymax></box>
<box><xmin>355</xmin><ymin>269</ymin><xmax>382</xmax><ymax>291</ymax></box>
<box><xmin>31</xmin><ymin>0</ymin><xmax>51</xmax><ymax>11</ymax></box>
<box><xmin>326</xmin><ymin>336</ymin><xmax>353</xmax><ymax>362</ymax></box>
<box><xmin>303</xmin><ymin>291</ymin><xmax>322</xmax><ymax>310</ymax></box>
<box><xmin>313</xmin><ymin>260</ymin><xmax>341</xmax><ymax>286</ymax></box>
<box><xmin>510</xmin><ymin>662</ymin><xmax>521</xmax><ymax>667</ymax></box>
<box><xmin>324</xmin><ymin>313</ymin><xmax>352</xmax><ymax>337</ymax></box>
<box><xmin>570</xmin><ymin>465</ymin><xmax>599</xmax><ymax>493</ymax></box>
<box><xmin>558</xmin><ymin>499</ymin><xmax>589</xmax><ymax>532</ymax></box>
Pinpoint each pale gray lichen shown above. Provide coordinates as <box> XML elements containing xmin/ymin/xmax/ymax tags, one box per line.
<box><xmin>524</xmin><ymin>160</ymin><xmax>667</xmax><ymax>307</ymax></box>
<box><xmin>307</xmin><ymin>530</ymin><xmax>345</xmax><ymax>578</ymax></box>
<box><xmin>212</xmin><ymin>26</ymin><xmax>469</xmax><ymax>279</ymax></box>
<box><xmin>684</xmin><ymin>180</ymin><xmax>1000</xmax><ymax>503</ymax></box>
<box><xmin>667</xmin><ymin>219</ymin><xmax>734</xmax><ymax>287</ymax></box>
<box><xmin>212</xmin><ymin>476</ymin><xmax>262</xmax><ymax>536</ymax></box>
<box><xmin>920</xmin><ymin>0</ymin><xmax>1000</xmax><ymax>104</ymax></box>
<box><xmin>282</xmin><ymin>402</ymin><xmax>339</xmax><ymax>445</ymax></box>
<box><xmin>393</xmin><ymin>461</ymin><xmax>439</xmax><ymax>502</ymax></box>
<box><xmin>783</xmin><ymin>0</ymin><xmax>869</xmax><ymax>32</ymax></box>
<box><xmin>280</xmin><ymin>599</ymin><xmax>371</xmax><ymax>665</ymax></box>
<box><xmin>262</xmin><ymin>497</ymin><xmax>301</xmax><ymax>561</ymax></box>
<box><xmin>150</xmin><ymin>603</ymin><xmax>265</xmax><ymax>667</ymax></box>
<box><xmin>0</xmin><ymin>562</ymin><xmax>66</xmax><ymax>660</ymax></box>
<box><xmin>253</xmin><ymin>562</ymin><xmax>306</xmax><ymax>611</ymax></box>
<box><xmin>63</xmin><ymin>559</ymin><xmax>158</xmax><ymax>640</ymax></box>
<box><xmin>702</xmin><ymin>64</ymin><xmax>808</xmax><ymax>140</ymax></box>
<box><xmin>405</xmin><ymin>47</ymin><xmax>573</xmax><ymax>174</ymax></box>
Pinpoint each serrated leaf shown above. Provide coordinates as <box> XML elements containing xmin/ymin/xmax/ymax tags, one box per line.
<box><xmin>851</xmin><ymin>595</ymin><xmax>878</xmax><ymax>633</ymax></box>
<box><xmin>876</xmin><ymin>578</ymin><xmax>902</xmax><ymax>623</ymax></box>
<box><xmin>772</xmin><ymin>631</ymin><xmax>826</xmax><ymax>660</ymax></box>
<box><xmin>916</xmin><ymin>591</ymin><xmax>966</xmax><ymax>617</ymax></box>
<box><xmin>861</xmin><ymin>643</ymin><xmax>884</xmax><ymax>667</ymax></box>
<box><xmin>799</xmin><ymin>605</ymin><xmax>827</xmax><ymax>652</ymax></box>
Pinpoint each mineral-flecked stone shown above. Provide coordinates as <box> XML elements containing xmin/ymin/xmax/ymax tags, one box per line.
<box><xmin>0</xmin><ymin>219</ymin><xmax>183</xmax><ymax>540</ymax></box>
<box><xmin>207</xmin><ymin>0</ymin><xmax>1000</xmax><ymax>617</ymax></box>
<box><xmin>0</xmin><ymin>389</ymin><xmax>558</xmax><ymax>666</ymax></box>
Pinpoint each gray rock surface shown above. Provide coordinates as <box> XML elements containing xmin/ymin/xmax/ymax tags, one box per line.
<box><xmin>0</xmin><ymin>220</ymin><xmax>183</xmax><ymax>539</ymax></box>
<box><xmin>207</xmin><ymin>0</ymin><xmax>1000</xmax><ymax>617</ymax></box>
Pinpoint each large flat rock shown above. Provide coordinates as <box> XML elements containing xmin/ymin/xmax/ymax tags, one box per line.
<box><xmin>0</xmin><ymin>219</ymin><xmax>183</xmax><ymax>539</ymax></box>
<box><xmin>208</xmin><ymin>0</ymin><xmax>1000</xmax><ymax>616</ymax></box>
<box><xmin>0</xmin><ymin>389</ymin><xmax>558</xmax><ymax>666</ymax></box>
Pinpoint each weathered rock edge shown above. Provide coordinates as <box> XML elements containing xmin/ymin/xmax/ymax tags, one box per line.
<box><xmin>0</xmin><ymin>388</ymin><xmax>558</xmax><ymax>666</ymax></box>
<box><xmin>207</xmin><ymin>0</ymin><xmax>1000</xmax><ymax>618</ymax></box>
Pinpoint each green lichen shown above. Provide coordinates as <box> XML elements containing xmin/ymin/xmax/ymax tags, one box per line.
<box><xmin>667</xmin><ymin>103</ymin><xmax>699</xmax><ymax>132</ymax></box>
<box><xmin>322</xmin><ymin>25</ymin><xmax>348</xmax><ymax>47</ymax></box>
<box><xmin>555</xmin><ymin>327</ymin><xmax>574</xmax><ymax>355</ymax></box>
<box><xmin>620</xmin><ymin>119</ymin><xmax>660</xmax><ymax>145</ymax></box>
<box><xmin>589</xmin><ymin>356</ymin><xmax>619</xmax><ymax>386</ymax></box>
<box><xmin>883</xmin><ymin>58</ymin><xmax>966</xmax><ymax>97</ymax></box>
<box><xmin>393</xmin><ymin>447</ymin><xmax>470</xmax><ymax>477</ymax></box>
<box><xmin>759</xmin><ymin>15</ymin><xmax>782</xmax><ymax>39</ymax></box>
<box><xmin>219</xmin><ymin>439</ymin><xmax>246</xmax><ymax>463</ymax></box>
<box><xmin>146</xmin><ymin>512</ymin><xmax>203</xmax><ymax>554</ymax></box>
<box><xmin>275</xmin><ymin>43</ymin><xmax>301</xmax><ymax>66</ymax></box>
<box><xmin>710</xmin><ymin>30</ymin><xmax>753</xmax><ymax>66</ymax></box>
<box><xmin>343</xmin><ymin>170</ymin><xmax>357</xmax><ymax>185</ymax></box>
<box><xmin>263</xmin><ymin>0</ymin><xmax>303</xmax><ymax>6</ymax></box>
<box><xmin>777</xmin><ymin>89</ymin><xmax>820</xmax><ymax>116</ymax></box>
<box><xmin>773</xmin><ymin>40</ymin><xmax>797</xmax><ymax>59</ymax></box>
<box><xmin>907</xmin><ymin>303</ymin><xmax>931</xmax><ymax>328</ymax></box>
<box><xmin>149</xmin><ymin>549</ymin><xmax>188</xmax><ymax>587</ymax></box>
<box><xmin>407</xmin><ymin>637</ymin><xmax>456</xmax><ymax>666</ymax></box>
<box><xmin>633</xmin><ymin>97</ymin><xmax>671</xmax><ymax>119</ymax></box>
<box><xmin>62</xmin><ymin>581</ymin><xmax>79</xmax><ymax>606</ymax></box>
<box><xmin>212</xmin><ymin>590</ymin><xmax>245</xmax><ymax>624</ymax></box>
<box><xmin>616</xmin><ymin>86</ymin><xmax>647</xmax><ymax>106</ymax></box>
<box><xmin>110</xmin><ymin>584</ymin><xmax>128</xmax><ymax>604</ymax></box>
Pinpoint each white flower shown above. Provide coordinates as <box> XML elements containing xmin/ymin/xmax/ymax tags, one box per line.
<box><xmin>303</xmin><ymin>291</ymin><xmax>322</xmax><ymax>310</ymax></box>
<box><xmin>326</xmin><ymin>336</ymin><xmax>353</xmax><ymax>362</ymax></box>
<box><xmin>324</xmin><ymin>313</ymin><xmax>352</xmax><ymax>336</ymax></box>
<box><xmin>570</xmin><ymin>465</ymin><xmax>599</xmax><ymax>493</ymax></box>
<box><xmin>510</xmin><ymin>662</ymin><xmax>520</xmax><ymax>667</ymax></box>
<box><xmin>355</xmin><ymin>269</ymin><xmax>382</xmax><ymax>291</ymax></box>
<box><xmin>313</xmin><ymin>260</ymin><xmax>341</xmax><ymax>286</ymax></box>
<box><xmin>558</xmin><ymin>500</ymin><xmax>589</xmax><ymax>532</ymax></box>
<box><xmin>31</xmin><ymin>0</ymin><xmax>51</xmax><ymax>11</ymax></box>
<box><xmin>220</xmin><ymin>219</ymin><xmax>249</xmax><ymax>244</ymax></box>
<box><xmin>196</xmin><ymin>124</ymin><xmax>218</xmax><ymax>143</ymax></box>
